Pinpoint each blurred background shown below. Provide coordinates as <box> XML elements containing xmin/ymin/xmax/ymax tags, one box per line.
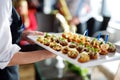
<box><xmin>12</xmin><ymin>0</ymin><xmax>120</xmax><ymax>80</ymax></box>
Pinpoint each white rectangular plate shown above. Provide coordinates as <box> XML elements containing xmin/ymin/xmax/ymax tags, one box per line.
<box><xmin>28</xmin><ymin>34</ymin><xmax>120</xmax><ymax>67</ymax></box>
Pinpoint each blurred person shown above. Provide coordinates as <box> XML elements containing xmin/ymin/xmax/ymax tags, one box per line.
<box><xmin>65</xmin><ymin>0</ymin><xmax>88</xmax><ymax>34</ymax></box>
<box><xmin>15</xmin><ymin>0</ymin><xmax>38</xmax><ymax>45</ymax></box>
<box><xmin>52</xmin><ymin>0</ymin><xmax>77</xmax><ymax>32</ymax></box>
<box><xmin>62</xmin><ymin>0</ymin><xmax>103</xmax><ymax>36</ymax></box>
<box><xmin>100</xmin><ymin>0</ymin><xmax>111</xmax><ymax>31</ymax></box>
<box><xmin>0</xmin><ymin>0</ymin><xmax>56</xmax><ymax>80</ymax></box>
<box><xmin>28</xmin><ymin>0</ymin><xmax>43</xmax><ymax>12</ymax></box>
<box><xmin>15</xmin><ymin>0</ymin><xmax>38</xmax><ymax>32</ymax></box>
<box><xmin>86</xmin><ymin>0</ymin><xmax>103</xmax><ymax>36</ymax></box>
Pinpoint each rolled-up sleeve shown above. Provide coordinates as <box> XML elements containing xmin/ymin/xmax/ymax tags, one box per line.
<box><xmin>0</xmin><ymin>0</ymin><xmax>21</xmax><ymax>69</ymax></box>
<box><xmin>0</xmin><ymin>45</ymin><xmax>20</xmax><ymax>69</ymax></box>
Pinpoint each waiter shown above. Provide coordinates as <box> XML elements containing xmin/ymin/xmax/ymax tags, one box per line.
<box><xmin>0</xmin><ymin>1</ymin><xmax>55</xmax><ymax>80</ymax></box>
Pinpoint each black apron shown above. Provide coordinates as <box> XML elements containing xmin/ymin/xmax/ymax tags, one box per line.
<box><xmin>0</xmin><ymin>7</ymin><xmax>24</xmax><ymax>80</ymax></box>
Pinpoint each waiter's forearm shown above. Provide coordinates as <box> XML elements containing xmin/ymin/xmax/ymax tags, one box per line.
<box><xmin>8</xmin><ymin>50</ymin><xmax>55</xmax><ymax>66</ymax></box>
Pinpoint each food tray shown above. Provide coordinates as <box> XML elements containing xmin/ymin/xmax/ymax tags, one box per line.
<box><xmin>28</xmin><ymin>33</ymin><xmax>120</xmax><ymax>67</ymax></box>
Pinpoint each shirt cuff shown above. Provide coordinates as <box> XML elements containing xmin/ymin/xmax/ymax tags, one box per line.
<box><xmin>0</xmin><ymin>44</ymin><xmax>21</xmax><ymax>69</ymax></box>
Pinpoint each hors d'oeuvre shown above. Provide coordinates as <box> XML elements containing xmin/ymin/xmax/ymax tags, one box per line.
<box><xmin>69</xmin><ymin>42</ymin><xmax>77</xmax><ymax>48</ymax></box>
<box><xmin>49</xmin><ymin>42</ymin><xmax>57</xmax><ymax>48</ymax></box>
<box><xmin>85</xmin><ymin>38</ymin><xmax>91</xmax><ymax>47</ymax></box>
<box><xmin>83</xmin><ymin>45</ymin><xmax>91</xmax><ymax>52</ymax></box>
<box><xmin>43</xmin><ymin>38</ymin><xmax>50</xmax><ymax>46</ymax></box>
<box><xmin>37</xmin><ymin>36</ymin><xmax>44</xmax><ymax>43</ymax></box>
<box><xmin>83</xmin><ymin>47</ymin><xmax>90</xmax><ymax>52</ymax></box>
<box><xmin>44</xmin><ymin>33</ymin><xmax>51</xmax><ymax>39</ymax></box>
<box><xmin>68</xmin><ymin>49</ymin><xmax>79</xmax><ymax>59</ymax></box>
<box><xmin>52</xmin><ymin>44</ymin><xmax>62</xmax><ymax>51</ymax></box>
<box><xmin>62</xmin><ymin>46</ymin><xmax>69</xmax><ymax>54</ymax></box>
<box><xmin>107</xmin><ymin>42</ymin><xmax>116</xmax><ymax>52</ymax></box>
<box><xmin>78</xmin><ymin>52</ymin><xmax>90</xmax><ymax>63</ymax></box>
<box><xmin>88</xmin><ymin>48</ymin><xmax>99</xmax><ymax>59</ymax></box>
<box><xmin>76</xmin><ymin>35</ymin><xmax>82</xmax><ymax>43</ymax></box>
<box><xmin>66</xmin><ymin>33</ymin><xmax>78</xmax><ymax>42</ymax></box>
<box><xmin>79</xmin><ymin>35</ymin><xmax>86</xmax><ymax>44</ymax></box>
<box><xmin>50</xmin><ymin>35</ymin><xmax>58</xmax><ymax>42</ymax></box>
<box><xmin>91</xmin><ymin>38</ymin><xmax>100</xmax><ymax>48</ymax></box>
<box><xmin>62</xmin><ymin>32</ymin><xmax>72</xmax><ymax>39</ymax></box>
<box><xmin>76</xmin><ymin>44</ymin><xmax>84</xmax><ymax>53</ymax></box>
<box><xmin>59</xmin><ymin>37</ymin><xmax>68</xmax><ymax>46</ymax></box>
<box><xmin>67</xmin><ymin>35</ymin><xmax>74</xmax><ymax>42</ymax></box>
<box><xmin>99</xmin><ymin>43</ymin><xmax>109</xmax><ymax>55</ymax></box>
<box><xmin>72</xmin><ymin>33</ymin><xmax>79</xmax><ymax>42</ymax></box>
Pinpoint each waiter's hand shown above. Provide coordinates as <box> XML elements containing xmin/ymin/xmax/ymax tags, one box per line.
<box><xmin>21</xmin><ymin>30</ymin><xmax>44</xmax><ymax>44</ymax></box>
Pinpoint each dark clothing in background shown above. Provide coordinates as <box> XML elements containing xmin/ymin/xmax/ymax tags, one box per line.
<box><xmin>100</xmin><ymin>16</ymin><xmax>110</xmax><ymax>31</ymax></box>
<box><xmin>10</xmin><ymin>7</ymin><xmax>24</xmax><ymax>44</ymax></box>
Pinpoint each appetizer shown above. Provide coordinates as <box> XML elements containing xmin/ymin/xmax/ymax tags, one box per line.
<box><xmin>36</xmin><ymin>36</ymin><xmax>44</xmax><ymax>43</ymax></box>
<box><xmin>43</xmin><ymin>38</ymin><xmax>50</xmax><ymax>46</ymax></box>
<box><xmin>76</xmin><ymin>44</ymin><xmax>84</xmax><ymax>53</ymax></box>
<box><xmin>44</xmin><ymin>33</ymin><xmax>52</xmax><ymax>40</ymax></box>
<box><xmin>79</xmin><ymin>35</ymin><xmax>86</xmax><ymax>44</ymax></box>
<box><xmin>68</xmin><ymin>49</ymin><xmax>79</xmax><ymax>59</ymax></box>
<box><xmin>52</xmin><ymin>44</ymin><xmax>62</xmax><ymax>51</ymax></box>
<box><xmin>91</xmin><ymin>38</ymin><xmax>100</xmax><ymax>48</ymax></box>
<box><xmin>69</xmin><ymin>42</ymin><xmax>77</xmax><ymax>48</ymax></box>
<box><xmin>107</xmin><ymin>42</ymin><xmax>116</xmax><ymax>52</ymax></box>
<box><xmin>99</xmin><ymin>43</ymin><xmax>109</xmax><ymax>55</ymax></box>
<box><xmin>49</xmin><ymin>42</ymin><xmax>57</xmax><ymax>48</ymax></box>
<box><xmin>62</xmin><ymin>46</ymin><xmax>69</xmax><ymax>54</ymax></box>
<box><xmin>59</xmin><ymin>37</ymin><xmax>68</xmax><ymax>46</ymax></box>
<box><xmin>78</xmin><ymin>52</ymin><xmax>90</xmax><ymax>63</ymax></box>
<box><xmin>88</xmin><ymin>47</ymin><xmax>99</xmax><ymax>59</ymax></box>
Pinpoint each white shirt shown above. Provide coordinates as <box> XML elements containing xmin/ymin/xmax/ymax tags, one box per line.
<box><xmin>78</xmin><ymin>0</ymin><xmax>103</xmax><ymax>23</ymax></box>
<box><xmin>66</xmin><ymin>0</ymin><xmax>80</xmax><ymax>16</ymax></box>
<box><xmin>66</xmin><ymin>0</ymin><xmax>91</xmax><ymax>23</ymax></box>
<box><xmin>0</xmin><ymin>0</ymin><xmax>21</xmax><ymax>69</ymax></box>
<box><xmin>66</xmin><ymin>0</ymin><xmax>103</xmax><ymax>23</ymax></box>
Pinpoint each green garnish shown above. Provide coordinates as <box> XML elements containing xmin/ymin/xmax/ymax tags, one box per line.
<box><xmin>45</xmin><ymin>33</ymin><xmax>50</xmax><ymax>37</ymax></box>
<box><xmin>59</xmin><ymin>37</ymin><xmax>65</xmax><ymax>41</ymax></box>
<box><xmin>99</xmin><ymin>41</ymin><xmax>104</xmax><ymax>45</ymax></box>
<box><xmin>71</xmin><ymin>42</ymin><xmax>75</xmax><ymax>44</ymax></box>
<box><xmin>94</xmin><ymin>48</ymin><xmax>99</xmax><ymax>53</ymax></box>
<box><xmin>86</xmin><ymin>45</ymin><xmax>91</xmax><ymax>50</ymax></box>
<box><xmin>90</xmin><ymin>47</ymin><xmax>98</xmax><ymax>53</ymax></box>
<box><xmin>79</xmin><ymin>42</ymin><xmax>84</xmax><ymax>46</ymax></box>
<box><xmin>107</xmin><ymin>42</ymin><xmax>113</xmax><ymax>47</ymax></box>
<box><xmin>93</xmin><ymin>38</ymin><xmax>97</xmax><ymax>41</ymax></box>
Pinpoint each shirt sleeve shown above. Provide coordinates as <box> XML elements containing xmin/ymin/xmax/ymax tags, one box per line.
<box><xmin>0</xmin><ymin>0</ymin><xmax>21</xmax><ymax>69</ymax></box>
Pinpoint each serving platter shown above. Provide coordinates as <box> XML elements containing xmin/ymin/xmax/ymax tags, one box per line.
<box><xmin>28</xmin><ymin>33</ymin><xmax>120</xmax><ymax>67</ymax></box>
